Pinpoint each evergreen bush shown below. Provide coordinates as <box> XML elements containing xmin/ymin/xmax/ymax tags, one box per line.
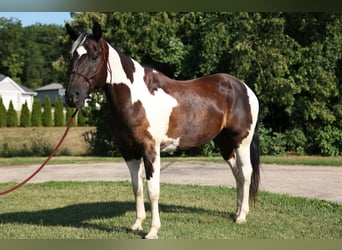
<box><xmin>65</xmin><ymin>107</ymin><xmax>76</xmax><ymax>126</ymax></box>
<box><xmin>31</xmin><ymin>98</ymin><xmax>42</xmax><ymax>126</ymax></box>
<box><xmin>42</xmin><ymin>96</ymin><xmax>53</xmax><ymax>127</ymax></box>
<box><xmin>0</xmin><ymin>98</ymin><xmax>7</xmax><ymax>127</ymax></box>
<box><xmin>77</xmin><ymin>109</ymin><xmax>87</xmax><ymax>126</ymax></box>
<box><xmin>6</xmin><ymin>101</ymin><xmax>18</xmax><ymax>127</ymax></box>
<box><xmin>19</xmin><ymin>102</ymin><xmax>31</xmax><ymax>127</ymax></box>
<box><xmin>54</xmin><ymin>98</ymin><xmax>64</xmax><ymax>126</ymax></box>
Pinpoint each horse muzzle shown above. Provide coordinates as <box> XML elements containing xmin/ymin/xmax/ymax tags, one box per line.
<box><xmin>65</xmin><ymin>89</ymin><xmax>88</xmax><ymax>108</ymax></box>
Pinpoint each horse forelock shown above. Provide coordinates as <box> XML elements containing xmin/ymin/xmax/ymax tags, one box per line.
<box><xmin>71</xmin><ymin>33</ymin><xmax>88</xmax><ymax>55</ymax></box>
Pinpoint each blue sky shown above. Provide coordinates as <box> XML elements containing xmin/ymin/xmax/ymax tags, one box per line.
<box><xmin>0</xmin><ymin>12</ymin><xmax>72</xmax><ymax>26</ymax></box>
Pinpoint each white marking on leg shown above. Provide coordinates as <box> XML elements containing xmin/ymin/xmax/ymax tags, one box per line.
<box><xmin>227</xmin><ymin>154</ymin><xmax>242</xmax><ymax>216</ymax></box>
<box><xmin>235</xmin><ymin>145</ymin><xmax>253</xmax><ymax>224</ymax></box>
<box><xmin>145</xmin><ymin>148</ymin><xmax>161</xmax><ymax>239</ymax></box>
<box><xmin>126</xmin><ymin>159</ymin><xmax>146</xmax><ymax>231</ymax></box>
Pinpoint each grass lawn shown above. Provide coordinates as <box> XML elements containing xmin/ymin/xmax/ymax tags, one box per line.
<box><xmin>0</xmin><ymin>181</ymin><xmax>341</xmax><ymax>239</ymax></box>
<box><xmin>0</xmin><ymin>127</ymin><xmax>93</xmax><ymax>156</ymax></box>
<box><xmin>1</xmin><ymin>155</ymin><xmax>342</xmax><ymax>166</ymax></box>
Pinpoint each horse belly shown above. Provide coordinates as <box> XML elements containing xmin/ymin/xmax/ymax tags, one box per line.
<box><xmin>166</xmin><ymin>107</ymin><xmax>224</xmax><ymax>150</ymax></box>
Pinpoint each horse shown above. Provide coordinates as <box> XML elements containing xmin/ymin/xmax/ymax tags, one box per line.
<box><xmin>65</xmin><ymin>22</ymin><xmax>260</xmax><ymax>239</ymax></box>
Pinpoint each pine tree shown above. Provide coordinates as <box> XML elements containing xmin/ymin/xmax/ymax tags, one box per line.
<box><xmin>42</xmin><ymin>96</ymin><xmax>53</xmax><ymax>127</ymax></box>
<box><xmin>20</xmin><ymin>101</ymin><xmax>31</xmax><ymax>127</ymax></box>
<box><xmin>65</xmin><ymin>107</ymin><xmax>77</xmax><ymax>126</ymax></box>
<box><xmin>7</xmin><ymin>101</ymin><xmax>18</xmax><ymax>127</ymax></box>
<box><xmin>54</xmin><ymin>98</ymin><xmax>64</xmax><ymax>126</ymax></box>
<box><xmin>77</xmin><ymin>109</ymin><xmax>87</xmax><ymax>126</ymax></box>
<box><xmin>0</xmin><ymin>98</ymin><xmax>7</xmax><ymax>127</ymax></box>
<box><xmin>31</xmin><ymin>98</ymin><xmax>42</xmax><ymax>126</ymax></box>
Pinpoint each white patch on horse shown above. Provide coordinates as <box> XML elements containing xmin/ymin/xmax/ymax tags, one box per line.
<box><xmin>161</xmin><ymin>137</ymin><xmax>180</xmax><ymax>152</ymax></box>
<box><xmin>76</xmin><ymin>46</ymin><xmax>87</xmax><ymax>57</ymax></box>
<box><xmin>106</xmin><ymin>45</ymin><xmax>133</xmax><ymax>84</ymax></box>
<box><xmin>71</xmin><ymin>34</ymin><xmax>87</xmax><ymax>55</ymax></box>
<box><xmin>130</xmin><ymin>62</ymin><xmax>178</xmax><ymax>145</ymax></box>
<box><xmin>105</xmin><ymin>41</ymin><xmax>179</xmax><ymax>147</ymax></box>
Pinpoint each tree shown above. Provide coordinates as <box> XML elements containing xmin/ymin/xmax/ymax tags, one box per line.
<box><xmin>65</xmin><ymin>107</ymin><xmax>76</xmax><ymax>126</ymax></box>
<box><xmin>0</xmin><ymin>97</ymin><xmax>7</xmax><ymax>127</ymax></box>
<box><xmin>42</xmin><ymin>96</ymin><xmax>53</xmax><ymax>127</ymax></box>
<box><xmin>22</xmin><ymin>24</ymin><xmax>65</xmax><ymax>89</ymax></box>
<box><xmin>77</xmin><ymin>109</ymin><xmax>87</xmax><ymax>126</ymax></box>
<box><xmin>64</xmin><ymin>12</ymin><xmax>342</xmax><ymax>156</ymax></box>
<box><xmin>54</xmin><ymin>98</ymin><xmax>64</xmax><ymax>126</ymax></box>
<box><xmin>6</xmin><ymin>101</ymin><xmax>18</xmax><ymax>127</ymax></box>
<box><xmin>31</xmin><ymin>98</ymin><xmax>42</xmax><ymax>126</ymax></box>
<box><xmin>0</xmin><ymin>18</ymin><xmax>25</xmax><ymax>82</ymax></box>
<box><xmin>20</xmin><ymin>101</ymin><xmax>30</xmax><ymax>127</ymax></box>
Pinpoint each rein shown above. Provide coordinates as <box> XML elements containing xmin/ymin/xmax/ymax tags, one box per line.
<box><xmin>71</xmin><ymin>38</ymin><xmax>112</xmax><ymax>90</ymax></box>
<box><xmin>0</xmin><ymin>109</ymin><xmax>79</xmax><ymax>196</ymax></box>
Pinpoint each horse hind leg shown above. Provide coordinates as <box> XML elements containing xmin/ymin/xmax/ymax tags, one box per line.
<box><xmin>126</xmin><ymin>159</ymin><xmax>146</xmax><ymax>231</ymax></box>
<box><xmin>233</xmin><ymin>145</ymin><xmax>253</xmax><ymax>224</ymax></box>
<box><xmin>214</xmin><ymin>131</ymin><xmax>252</xmax><ymax>224</ymax></box>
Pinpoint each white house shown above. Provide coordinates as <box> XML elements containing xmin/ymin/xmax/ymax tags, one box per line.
<box><xmin>0</xmin><ymin>74</ymin><xmax>37</xmax><ymax>111</ymax></box>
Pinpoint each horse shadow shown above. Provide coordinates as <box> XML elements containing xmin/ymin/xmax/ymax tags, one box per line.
<box><xmin>0</xmin><ymin>201</ymin><xmax>234</xmax><ymax>238</ymax></box>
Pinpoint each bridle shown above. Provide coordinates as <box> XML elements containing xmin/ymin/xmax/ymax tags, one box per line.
<box><xmin>70</xmin><ymin>37</ymin><xmax>112</xmax><ymax>92</ymax></box>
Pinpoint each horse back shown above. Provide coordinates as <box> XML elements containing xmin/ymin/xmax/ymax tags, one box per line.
<box><xmin>145</xmin><ymin>70</ymin><xmax>255</xmax><ymax>150</ymax></box>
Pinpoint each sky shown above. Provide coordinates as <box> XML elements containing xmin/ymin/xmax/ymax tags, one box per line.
<box><xmin>0</xmin><ymin>12</ymin><xmax>72</xmax><ymax>26</ymax></box>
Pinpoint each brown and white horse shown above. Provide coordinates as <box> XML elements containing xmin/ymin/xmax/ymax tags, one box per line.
<box><xmin>65</xmin><ymin>22</ymin><xmax>260</xmax><ymax>239</ymax></box>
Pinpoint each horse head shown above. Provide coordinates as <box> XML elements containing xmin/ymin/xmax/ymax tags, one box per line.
<box><xmin>65</xmin><ymin>22</ymin><xmax>108</xmax><ymax>108</ymax></box>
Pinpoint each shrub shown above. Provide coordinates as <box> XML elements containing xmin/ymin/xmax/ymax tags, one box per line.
<box><xmin>315</xmin><ymin>126</ymin><xmax>342</xmax><ymax>156</ymax></box>
<box><xmin>54</xmin><ymin>98</ymin><xmax>64</xmax><ymax>126</ymax></box>
<box><xmin>77</xmin><ymin>109</ymin><xmax>87</xmax><ymax>126</ymax></box>
<box><xmin>285</xmin><ymin>128</ymin><xmax>307</xmax><ymax>155</ymax></box>
<box><xmin>31</xmin><ymin>98</ymin><xmax>42</xmax><ymax>126</ymax></box>
<box><xmin>20</xmin><ymin>102</ymin><xmax>31</xmax><ymax>127</ymax></box>
<box><xmin>6</xmin><ymin>101</ymin><xmax>18</xmax><ymax>127</ymax></box>
<box><xmin>42</xmin><ymin>96</ymin><xmax>53</xmax><ymax>127</ymax></box>
<box><xmin>0</xmin><ymin>98</ymin><xmax>7</xmax><ymax>127</ymax></box>
<box><xmin>65</xmin><ymin>107</ymin><xmax>77</xmax><ymax>126</ymax></box>
<box><xmin>259</xmin><ymin>125</ymin><xmax>286</xmax><ymax>155</ymax></box>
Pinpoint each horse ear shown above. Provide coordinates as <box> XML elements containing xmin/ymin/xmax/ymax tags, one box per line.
<box><xmin>65</xmin><ymin>23</ymin><xmax>78</xmax><ymax>41</ymax></box>
<box><xmin>92</xmin><ymin>21</ymin><xmax>102</xmax><ymax>41</ymax></box>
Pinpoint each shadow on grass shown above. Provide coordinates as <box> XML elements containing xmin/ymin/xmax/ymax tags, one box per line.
<box><xmin>0</xmin><ymin>201</ymin><xmax>233</xmax><ymax>238</ymax></box>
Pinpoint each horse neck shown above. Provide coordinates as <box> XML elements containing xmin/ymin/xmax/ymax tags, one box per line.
<box><xmin>106</xmin><ymin>42</ymin><xmax>140</xmax><ymax>85</ymax></box>
<box><xmin>104</xmin><ymin>42</ymin><xmax>146</xmax><ymax>116</ymax></box>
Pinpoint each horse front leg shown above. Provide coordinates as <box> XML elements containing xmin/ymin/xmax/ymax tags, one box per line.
<box><xmin>143</xmin><ymin>148</ymin><xmax>161</xmax><ymax>239</ymax></box>
<box><xmin>126</xmin><ymin>159</ymin><xmax>146</xmax><ymax>231</ymax></box>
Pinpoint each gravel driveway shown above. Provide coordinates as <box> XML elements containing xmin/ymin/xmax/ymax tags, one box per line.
<box><xmin>0</xmin><ymin>161</ymin><xmax>341</xmax><ymax>204</ymax></box>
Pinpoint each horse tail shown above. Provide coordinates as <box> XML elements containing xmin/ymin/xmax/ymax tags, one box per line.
<box><xmin>249</xmin><ymin>122</ymin><xmax>260</xmax><ymax>205</ymax></box>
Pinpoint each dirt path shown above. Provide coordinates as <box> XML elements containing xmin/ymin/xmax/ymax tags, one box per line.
<box><xmin>0</xmin><ymin>161</ymin><xmax>341</xmax><ymax>204</ymax></box>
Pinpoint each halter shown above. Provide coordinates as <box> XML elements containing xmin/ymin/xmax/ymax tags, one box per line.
<box><xmin>71</xmin><ymin>37</ymin><xmax>112</xmax><ymax>92</ymax></box>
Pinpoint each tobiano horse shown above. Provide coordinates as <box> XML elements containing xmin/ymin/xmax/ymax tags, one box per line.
<box><xmin>65</xmin><ymin>22</ymin><xmax>260</xmax><ymax>239</ymax></box>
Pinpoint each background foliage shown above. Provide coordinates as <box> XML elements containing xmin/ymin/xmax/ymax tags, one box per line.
<box><xmin>0</xmin><ymin>12</ymin><xmax>341</xmax><ymax>156</ymax></box>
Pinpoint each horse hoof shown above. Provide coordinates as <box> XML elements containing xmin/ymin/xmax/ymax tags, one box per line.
<box><xmin>145</xmin><ymin>233</ymin><xmax>158</xmax><ymax>239</ymax></box>
<box><xmin>131</xmin><ymin>224</ymin><xmax>143</xmax><ymax>231</ymax></box>
<box><xmin>235</xmin><ymin>217</ymin><xmax>247</xmax><ymax>224</ymax></box>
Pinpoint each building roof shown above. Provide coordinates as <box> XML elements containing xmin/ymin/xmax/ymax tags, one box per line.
<box><xmin>35</xmin><ymin>83</ymin><xmax>64</xmax><ymax>91</ymax></box>
<box><xmin>0</xmin><ymin>76</ymin><xmax>36</xmax><ymax>95</ymax></box>
<box><xmin>0</xmin><ymin>74</ymin><xmax>5</xmax><ymax>81</ymax></box>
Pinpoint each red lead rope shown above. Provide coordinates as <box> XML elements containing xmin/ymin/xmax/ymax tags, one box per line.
<box><xmin>0</xmin><ymin>109</ymin><xmax>79</xmax><ymax>196</ymax></box>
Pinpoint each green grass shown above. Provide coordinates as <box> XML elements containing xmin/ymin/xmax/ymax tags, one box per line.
<box><xmin>0</xmin><ymin>181</ymin><xmax>341</xmax><ymax>239</ymax></box>
<box><xmin>0</xmin><ymin>127</ymin><xmax>93</xmax><ymax>157</ymax></box>
<box><xmin>1</xmin><ymin>155</ymin><xmax>342</xmax><ymax>166</ymax></box>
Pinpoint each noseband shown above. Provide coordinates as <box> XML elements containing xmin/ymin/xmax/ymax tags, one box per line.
<box><xmin>71</xmin><ymin>37</ymin><xmax>112</xmax><ymax>92</ymax></box>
